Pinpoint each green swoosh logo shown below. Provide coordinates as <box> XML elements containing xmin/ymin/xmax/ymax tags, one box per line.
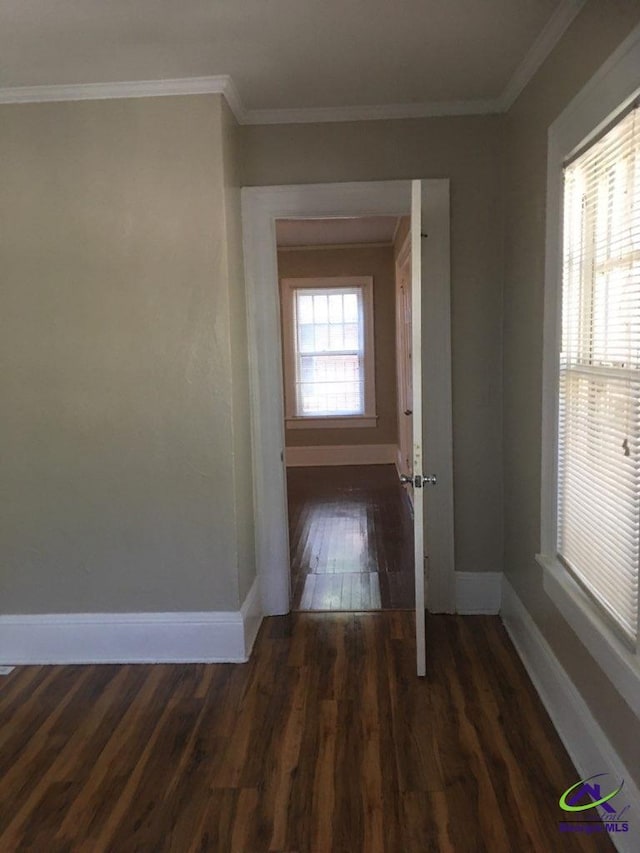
<box><xmin>559</xmin><ymin>775</ymin><xmax>624</xmax><ymax>812</ymax></box>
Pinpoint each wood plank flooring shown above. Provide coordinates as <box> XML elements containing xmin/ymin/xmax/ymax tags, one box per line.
<box><xmin>0</xmin><ymin>613</ymin><xmax>613</xmax><ymax>852</ymax></box>
<box><xmin>287</xmin><ymin>465</ymin><xmax>414</xmax><ymax>611</ymax></box>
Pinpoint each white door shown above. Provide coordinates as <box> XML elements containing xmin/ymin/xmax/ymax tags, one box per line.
<box><xmin>395</xmin><ymin>235</ymin><xmax>413</xmax><ymax>483</ymax></box>
<box><xmin>404</xmin><ymin>179</ymin><xmax>455</xmax><ymax>677</ymax></box>
<box><xmin>410</xmin><ymin>180</ymin><xmax>427</xmax><ymax>676</ymax></box>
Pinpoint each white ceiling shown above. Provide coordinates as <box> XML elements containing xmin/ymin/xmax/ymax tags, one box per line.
<box><xmin>276</xmin><ymin>217</ymin><xmax>400</xmax><ymax>248</ymax></box>
<box><xmin>0</xmin><ymin>1</ymin><xmax>583</xmax><ymax>120</ymax></box>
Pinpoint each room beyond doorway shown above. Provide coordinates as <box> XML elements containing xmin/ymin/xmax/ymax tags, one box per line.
<box><xmin>287</xmin><ymin>464</ymin><xmax>415</xmax><ymax>611</ymax></box>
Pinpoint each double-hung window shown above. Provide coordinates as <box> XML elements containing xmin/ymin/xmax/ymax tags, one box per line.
<box><xmin>540</xmin><ymin>29</ymin><xmax>640</xmax><ymax>715</ymax></box>
<box><xmin>281</xmin><ymin>277</ymin><xmax>376</xmax><ymax>428</ymax></box>
<box><xmin>558</xmin><ymin>103</ymin><xmax>640</xmax><ymax>647</ymax></box>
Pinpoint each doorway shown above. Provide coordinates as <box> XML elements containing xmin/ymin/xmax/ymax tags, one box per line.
<box><xmin>275</xmin><ymin>214</ymin><xmax>416</xmax><ymax>611</ymax></box>
<box><xmin>241</xmin><ymin>180</ymin><xmax>455</xmax><ymax>631</ymax></box>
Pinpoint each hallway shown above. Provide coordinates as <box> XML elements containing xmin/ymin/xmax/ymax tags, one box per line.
<box><xmin>287</xmin><ymin>465</ymin><xmax>415</xmax><ymax>611</ymax></box>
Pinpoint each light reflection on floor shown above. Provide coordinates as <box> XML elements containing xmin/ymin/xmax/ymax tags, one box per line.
<box><xmin>287</xmin><ymin>465</ymin><xmax>414</xmax><ymax>611</ymax></box>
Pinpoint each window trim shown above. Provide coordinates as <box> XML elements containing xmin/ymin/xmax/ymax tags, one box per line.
<box><xmin>538</xmin><ymin>22</ymin><xmax>640</xmax><ymax>717</ymax></box>
<box><xmin>280</xmin><ymin>276</ymin><xmax>377</xmax><ymax>428</ymax></box>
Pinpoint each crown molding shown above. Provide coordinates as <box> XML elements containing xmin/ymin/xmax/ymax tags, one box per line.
<box><xmin>218</xmin><ymin>75</ymin><xmax>247</xmax><ymax>123</ymax></box>
<box><xmin>0</xmin><ymin>1</ymin><xmax>587</xmax><ymax>125</ymax></box>
<box><xmin>0</xmin><ymin>74</ymin><xmax>247</xmax><ymax>122</ymax></box>
<box><xmin>499</xmin><ymin>0</ymin><xmax>586</xmax><ymax>111</ymax></box>
<box><xmin>0</xmin><ymin>78</ymin><xmax>501</xmax><ymax>123</ymax></box>
<box><xmin>242</xmin><ymin>97</ymin><xmax>502</xmax><ymax>125</ymax></box>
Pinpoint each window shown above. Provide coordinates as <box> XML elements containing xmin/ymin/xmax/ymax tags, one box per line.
<box><xmin>539</xmin><ymin>25</ymin><xmax>640</xmax><ymax>717</ymax></box>
<box><xmin>281</xmin><ymin>277</ymin><xmax>376</xmax><ymax>428</ymax></box>
<box><xmin>292</xmin><ymin>287</ymin><xmax>363</xmax><ymax>416</ymax></box>
<box><xmin>558</xmin><ymin>103</ymin><xmax>640</xmax><ymax>647</ymax></box>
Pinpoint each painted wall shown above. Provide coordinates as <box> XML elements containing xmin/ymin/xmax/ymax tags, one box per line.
<box><xmin>0</xmin><ymin>94</ymin><xmax>254</xmax><ymax>613</ymax></box>
<box><xmin>241</xmin><ymin>114</ymin><xmax>504</xmax><ymax>576</ymax></box>
<box><xmin>277</xmin><ymin>245</ymin><xmax>397</xmax><ymax>448</ymax></box>
<box><xmin>503</xmin><ymin>0</ymin><xmax>640</xmax><ymax>782</ymax></box>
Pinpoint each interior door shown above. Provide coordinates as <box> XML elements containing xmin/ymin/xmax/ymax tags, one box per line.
<box><xmin>395</xmin><ymin>238</ymin><xmax>413</xmax><ymax>483</ymax></box>
<box><xmin>400</xmin><ymin>181</ymin><xmax>455</xmax><ymax>675</ymax></box>
<box><xmin>409</xmin><ymin>180</ymin><xmax>427</xmax><ymax>676</ymax></box>
<box><xmin>403</xmin><ymin>178</ymin><xmax>455</xmax><ymax>677</ymax></box>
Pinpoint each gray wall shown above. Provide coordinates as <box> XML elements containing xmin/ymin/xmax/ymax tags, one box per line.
<box><xmin>241</xmin><ymin>116</ymin><xmax>504</xmax><ymax>576</ymax></box>
<box><xmin>0</xmin><ymin>94</ymin><xmax>254</xmax><ymax>613</ymax></box>
<box><xmin>503</xmin><ymin>0</ymin><xmax>640</xmax><ymax>783</ymax></box>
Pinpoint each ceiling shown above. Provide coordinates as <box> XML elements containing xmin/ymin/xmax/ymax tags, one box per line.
<box><xmin>0</xmin><ymin>1</ymin><xmax>583</xmax><ymax>121</ymax></box>
<box><xmin>276</xmin><ymin>217</ymin><xmax>401</xmax><ymax>248</ymax></box>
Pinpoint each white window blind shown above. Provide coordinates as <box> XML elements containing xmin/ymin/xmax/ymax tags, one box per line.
<box><xmin>293</xmin><ymin>287</ymin><xmax>365</xmax><ymax>416</ymax></box>
<box><xmin>559</xmin><ymin>102</ymin><xmax>640</xmax><ymax>646</ymax></box>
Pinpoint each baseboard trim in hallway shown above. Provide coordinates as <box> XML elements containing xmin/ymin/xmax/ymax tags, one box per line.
<box><xmin>502</xmin><ymin>577</ymin><xmax>639</xmax><ymax>853</ymax></box>
<box><xmin>285</xmin><ymin>444</ymin><xmax>397</xmax><ymax>467</ymax></box>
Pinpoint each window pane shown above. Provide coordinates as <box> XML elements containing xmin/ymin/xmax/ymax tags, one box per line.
<box><xmin>299</xmin><ymin>356</ymin><xmax>316</xmax><ymax>382</ymax></box>
<box><xmin>296</xmin><ymin>354</ymin><xmax>363</xmax><ymax>415</ymax></box>
<box><xmin>344</xmin><ymin>323</ymin><xmax>359</xmax><ymax>349</ymax></box>
<box><xmin>328</xmin><ymin>294</ymin><xmax>343</xmax><ymax>323</ymax></box>
<box><xmin>344</xmin><ymin>293</ymin><xmax>358</xmax><ymax>322</ymax></box>
<box><xmin>329</xmin><ymin>324</ymin><xmax>344</xmax><ymax>350</ymax></box>
<box><xmin>291</xmin><ymin>284</ymin><xmax>369</xmax><ymax>418</ymax></box>
<box><xmin>313</xmin><ymin>294</ymin><xmax>328</xmax><ymax>323</ymax></box>
<box><xmin>297</xmin><ymin>293</ymin><xmax>314</xmax><ymax>324</ymax></box>
<box><xmin>314</xmin><ymin>324</ymin><xmax>329</xmax><ymax>351</ymax></box>
<box><xmin>298</xmin><ymin>324</ymin><xmax>314</xmax><ymax>353</ymax></box>
<box><xmin>298</xmin><ymin>380</ymin><xmax>364</xmax><ymax>416</ymax></box>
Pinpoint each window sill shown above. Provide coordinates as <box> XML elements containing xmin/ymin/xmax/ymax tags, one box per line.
<box><xmin>537</xmin><ymin>553</ymin><xmax>640</xmax><ymax>718</ymax></box>
<box><xmin>286</xmin><ymin>415</ymin><xmax>378</xmax><ymax>430</ymax></box>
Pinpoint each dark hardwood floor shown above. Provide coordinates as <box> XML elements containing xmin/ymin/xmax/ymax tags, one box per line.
<box><xmin>0</xmin><ymin>613</ymin><xmax>613</xmax><ymax>851</ymax></box>
<box><xmin>287</xmin><ymin>464</ymin><xmax>415</xmax><ymax>611</ymax></box>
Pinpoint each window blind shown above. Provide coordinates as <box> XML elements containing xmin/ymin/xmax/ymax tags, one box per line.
<box><xmin>559</xmin><ymin>103</ymin><xmax>640</xmax><ymax>646</ymax></box>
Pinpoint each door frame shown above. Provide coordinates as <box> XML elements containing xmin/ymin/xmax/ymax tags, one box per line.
<box><xmin>241</xmin><ymin>180</ymin><xmax>455</xmax><ymax>616</ymax></box>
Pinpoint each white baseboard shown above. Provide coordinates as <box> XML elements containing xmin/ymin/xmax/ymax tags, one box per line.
<box><xmin>455</xmin><ymin>571</ymin><xmax>502</xmax><ymax>614</ymax></box>
<box><xmin>285</xmin><ymin>443</ymin><xmax>397</xmax><ymax>467</ymax></box>
<box><xmin>0</xmin><ymin>578</ymin><xmax>263</xmax><ymax>665</ymax></box>
<box><xmin>502</xmin><ymin>577</ymin><xmax>639</xmax><ymax>853</ymax></box>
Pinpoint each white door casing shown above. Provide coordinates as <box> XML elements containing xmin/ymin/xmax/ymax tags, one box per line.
<box><xmin>241</xmin><ymin>181</ymin><xmax>455</xmax><ymax>649</ymax></box>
